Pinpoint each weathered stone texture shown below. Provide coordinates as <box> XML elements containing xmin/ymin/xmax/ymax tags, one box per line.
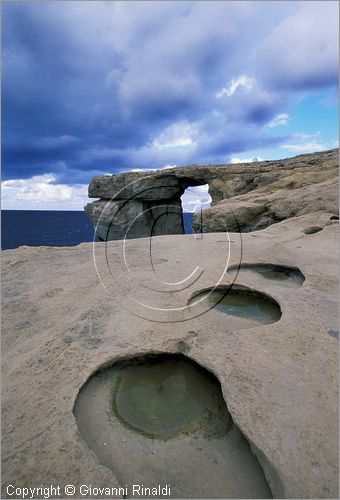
<box><xmin>85</xmin><ymin>149</ymin><xmax>339</xmax><ymax>239</ymax></box>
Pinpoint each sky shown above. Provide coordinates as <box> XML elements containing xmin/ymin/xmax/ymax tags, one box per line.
<box><xmin>2</xmin><ymin>0</ymin><xmax>339</xmax><ymax>211</ymax></box>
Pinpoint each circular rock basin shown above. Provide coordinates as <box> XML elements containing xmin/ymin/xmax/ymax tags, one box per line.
<box><xmin>113</xmin><ymin>356</ymin><xmax>231</xmax><ymax>438</ymax></box>
<box><xmin>74</xmin><ymin>354</ymin><xmax>273</xmax><ymax>498</ymax></box>
<box><xmin>303</xmin><ymin>226</ymin><xmax>323</xmax><ymax>235</ymax></box>
<box><xmin>189</xmin><ymin>285</ymin><xmax>281</xmax><ymax>326</ymax></box>
<box><xmin>228</xmin><ymin>263</ymin><xmax>305</xmax><ymax>287</ymax></box>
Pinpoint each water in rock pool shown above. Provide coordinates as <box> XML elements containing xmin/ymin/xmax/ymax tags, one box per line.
<box><xmin>189</xmin><ymin>287</ymin><xmax>281</xmax><ymax>326</ymax></box>
<box><xmin>256</xmin><ymin>268</ymin><xmax>293</xmax><ymax>281</ymax></box>
<box><xmin>229</xmin><ymin>264</ymin><xmax>305</xmax><ymax>287</ymax></box>
<box><xmin>113</xmin><ymin>358</ymin><xmax>230</xmax><ymax>438</ymax></box>
<box><xmin>74</xmin><ymin>356</ymin><xmax>272</xmax><ymax>499</ymax></box>
<box><xmin>210</xmin><ymin>290</ymin><xmax>280</xmax><ymax>323</ymax></box>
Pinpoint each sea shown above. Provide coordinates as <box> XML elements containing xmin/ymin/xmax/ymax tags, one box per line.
<box><xmin>1</xmin><ymin>210</ymin><xmax>194</xmax><ymax>250</ymax></box>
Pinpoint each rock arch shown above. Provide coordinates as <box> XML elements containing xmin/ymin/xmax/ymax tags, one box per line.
<box><xmin>84</xmin><ymin>149</ymin><xmax>338</xmax><ymax>240</ymax></box>
<box><xmin>85</xmin><ymin>172</ymin><xmax>208</xmax><ymax>241</ymax></box>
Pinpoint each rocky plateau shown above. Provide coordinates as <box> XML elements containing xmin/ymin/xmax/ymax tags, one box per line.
<box><xmin>85</xmin><ymin>149</ymin><xmax>338</xmax><ymax>239</ymax></box>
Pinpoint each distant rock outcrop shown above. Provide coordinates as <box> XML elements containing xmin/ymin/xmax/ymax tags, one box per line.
<box><xmin>85</xmin><ymin>148</ymin><xmax>338</xmax><ymax>239</ymax></box>
<box><xmin>85</xmin><ymin>174</ymin><xmax>205</xmax><ymax>240</ymax></box>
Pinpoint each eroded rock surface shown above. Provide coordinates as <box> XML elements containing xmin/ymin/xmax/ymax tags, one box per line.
<box><xmin>85</xmin><ymin>197</ymin><xmax>184</xmax><ymax>241</ymax></box>
<box><xmin>1</xmin><ymin>212</ymin><xmax>338</xmax><ymax>498</ymax></box>
<box><xmin>74</xmin><ymin>355</ymin><xmax>272</xmax><ymax>498</ymax></box>
<box><xmin>85</xmin><ymin>149</ymin><xmax>338</xmax><ymax>239</ymax></box>
<box><xmin>193</xmin><ymin>173</ymin><xmax>338</xmax><ymax>233</ymax></box>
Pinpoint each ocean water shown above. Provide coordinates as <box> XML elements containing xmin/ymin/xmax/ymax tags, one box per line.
<box><xmin>1</xmin><ymin>210</ymin><xmax>194</xmax><ymax>250</ymax></box>
<box><xmin>1</xmin><ymin>210</ymin><xmax>96</xmax><ymax>250</ymax></box>
<box><xmin>183</xmin><ymin>212</ymin><xmax>194</xmax><ymax>234</ymax></box>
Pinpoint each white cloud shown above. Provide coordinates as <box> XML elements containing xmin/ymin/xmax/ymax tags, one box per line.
<box><xmin>180</xmin><ymin>184</ymin><xmax>212</xmax><ymax>213</ymax></box>
<box><xmin>2</xmin><ymin>173</ymin><xmax>89</xmax><ymax>210</ymax></box>
<box><xmin>216</xmin><ymin>75</ymin><xmax>255</xmax><ymax>98</ymax></box>
<box><xmin>291</xmin><ymin>132</ymin><xmax>320</xmax><ymax>140</ymax></box>
<box><xmin>257</xmin><ymin>2</ymin><xmax>338</xmax><ymax>90</ymax></box>
<box><xmin>129</xmin><ymin>164</ymin><xmax>177</xmax><ymax>173</ymax></box>
<box><xmin>266</xmin><ymin>113</ymin><xmax>289</xmax><ymax>128</ymax></box>
<box><xmin>230</xmin><ymin>156</ymin><xmax>264</xmax><ymax>164</ymax></box>
<box><xmin>130</xmin><ymin>168</ymin><xmax>151</xmax><ymax>172</ymax></box>
<box><xmin>153</xmin><ymin>121</ymin><xmax>198</xmax><ymax>150</ymax></box>
<box><xmin>281</xmin><ymin>142</ymin><xmax>331</xmax><ymax>153</ymax></box>
<box><xmin>162</xmin><ymin>164</ymin><xmax>177</xmax><ymax>170</ymax></box>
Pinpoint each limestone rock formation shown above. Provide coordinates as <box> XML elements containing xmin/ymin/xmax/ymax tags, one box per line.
<box><xmin>193</xmin><ymin>176</ymin><xmax>338</xmax><ymax>233</ymax></box>
<box><xmin>193</xmin><ymin>151</ymin><xmax>339</xmax><ymax>233</ymax></box>
<box><xmin>85</xmin><ymin>149</ymin><xmax>338</xmax><ymax>239</ymax></box>
<box><xmin>2</xmin><ymin>212</ymin><xmax>339</xmax><ymax>498</ymax></box>
<box><xmin>85</xmin><ymin>198</ymin><xmax>184</xmax><ymax>241</ymax></box>
<box><xmin>85</xmin><ymin>174</ymin><xmax>205</xmax><ymax>240</ymax></box>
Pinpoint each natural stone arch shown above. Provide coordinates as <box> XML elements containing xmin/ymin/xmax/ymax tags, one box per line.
<box><xmin>85</xmin><ymin>173</ymin><xmax>208</xmax><ymax>241</ymax></box>
<box><xmin>85</xmin><ymin>149</ymin><xmax>339</xmax><ymax>239</ymax></box>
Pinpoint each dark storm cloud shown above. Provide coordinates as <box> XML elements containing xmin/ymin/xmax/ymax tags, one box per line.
<box><xmin>2</xmin><ymin>1</ymin><xmax>338</xmax><ymax>185</ymax></box>
<box><xmin>256</xmin><ymin>2</ymin><xmax>339</xmax><ymax>91</ymax></box>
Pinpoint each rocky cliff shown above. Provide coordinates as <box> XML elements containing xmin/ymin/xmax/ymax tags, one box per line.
<box><xmin>85</xmin><ymin>148</ymin><xmax>338</xmax><ymax>239</ymax></box>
